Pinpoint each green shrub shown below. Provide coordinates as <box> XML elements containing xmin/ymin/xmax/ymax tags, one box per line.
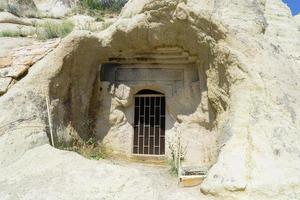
<box><xmin>0</xmin><ymin>30</ymin><xmax>22</xmax><ymax>37</ymax></box>
<box><xmin>79</xmin><ymin>0</ymin><xmax>127</xmax><ymax>12</ymax></box>
<box><xmin>95</xmin><ymin>16</ymin><xmax>104</xmax><ymax>22</ymax></box>
<box><xmin>38</xmin><ymin>20</ymin><xmax>74</xmax><ymax>40</ymax></box>
<box><xmin>59</xmin><ymin>20</ymin><xmax>75</xmax><ymax>37</ymax></box>
<box><xmin>100</xmin><ymin>0</ymin><xmax>127</xmax><ymax>11</ymax></box>
<box><xmin>80</xmin><ymin>0</ymin><xmax>101</xmax><ymax>10</ymax></box>
<box><xmin>168</xmin><ymin>159</ymin><xmax>179</xmax><ymax>176</ymax></box>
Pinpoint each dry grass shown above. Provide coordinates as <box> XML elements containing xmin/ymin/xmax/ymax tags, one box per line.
<box><xmin>37</xmin><ymin>20</ymin><xmax>74</xmax><ymax>40</ymax></box>
<box><xmin>0</xmin><ymin>30</ymin><xmax>23</xmax><ymax>37</ymax></box>
<box><xmin>57</xmin><ymin>138</ymin><xmax>111</xmax><ymax>160</ymax></box>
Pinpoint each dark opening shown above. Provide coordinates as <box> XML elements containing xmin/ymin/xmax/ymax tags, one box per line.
<box><xmin>133</xmin><ymin>90</ymin><xmax>165</xmax><ymax>155</ymax></box>
<box><xmin>136</xmin><ymin>89</ymin><xmax>164</xmax><ymax>95</ymax></box>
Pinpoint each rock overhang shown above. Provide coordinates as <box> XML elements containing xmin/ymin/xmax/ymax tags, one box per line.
<box><xmin>1</xmin><ymin>0</ymin><xmax>300</xmax><ymax>199</ymax></box>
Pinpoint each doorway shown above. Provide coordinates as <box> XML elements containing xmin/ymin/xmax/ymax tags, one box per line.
<box><xmin>133</xmin><ymin>89</ymin><xmax>166</xmax><ymax>155</ymax></box>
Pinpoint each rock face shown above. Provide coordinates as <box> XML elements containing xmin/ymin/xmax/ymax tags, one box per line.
<box><xmin>0</xmin><ymin>77</ymin><xmax>12</xmax><ymax>94</ymax></box>
<box><xmin>1</xmin><ymin>0</ymin><xmax>74</xmax><ymax>17</ymax></box>
<box><xmin>0</xmin><ymin>144</ymin><xmax>210</xmax><ymax>200</ymax></box>
<box><xmin>0</xmin><ymin>39</ymin><xmax>60</xmax><ymax>96</ymax></box>
<box><xmin>0</xmin><ymin>0</ymin><xmax>300</xmax><ymax>199</ymax></box>
<box><xmin>0</xmin><ymin>0</ymin><xmax>38</xmax><ymax>17</ymax></box>
<box><xmin>295</xmin><ymin>14</ymin><xmax>300</xmax><ymax>26</ymax></box>
<box><xmin>0</xmin><ymin>11</ymin><xmax>32</xmax><ymax>25</ymax></box>
<box><xmin>0</xmin><ymin>37</ymin><xmax>35</xmax><ymax>57</ymax></box>
<box><xmin>33</xmin><ymin>0</ymin><xmax>75</xmax><ymax>18</ymax></box>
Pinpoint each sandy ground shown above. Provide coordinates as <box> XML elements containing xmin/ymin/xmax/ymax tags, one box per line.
<box><xmin>0</xmin><ymin>145</ymin><xmax>212</xmax><ymax>200</ymax></box>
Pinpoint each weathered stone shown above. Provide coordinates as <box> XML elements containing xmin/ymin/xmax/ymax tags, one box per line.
<box><xmin>0</xmin><ymin>0</ymin><xmax>299</xmax><ymax>200</ymax></box>
<box><xmin>0</xmin><ymin>23</ymin><xmax>35</xmax><ymax>37</ymax></box>
<box><xmin>0</xmin><ymin>64</ymin><xmax>29</xmax><ymax>78</ymax></box>
<box><xmin>69</xmin><ymin>14</ymin><xmax>95</xmax><ymax>27</ymax></box>
<box><xmin>0</xmin><ymin>0</ymin><xmax>38</xmax><ymax>17</ymax></box>
<box><xmin>0</xmin><ymin>37</ymin><xmax>35</xmax><ymax>57</ymax></box>
<box><xmin>33</xmin><ymin>0</ymin><xmax>75</xmax><ymax>17</ymax></box>
<box><xmin>0</xmin><ymin>39</ymin><xmax>60</xmax><ymax>79</ymax></box>
<box><xmin>0</xmin><ymin>11</ymin><xmax>32</xmax><ymax>25</ymax></box>
<box><xmin>0</xmin><ymin>144</ymin><xmax>209</xmax><ymax>200</ymax></box>
<box><xmin>0</xmin><ymin>57</ymin><xmax>12</xmax><ymax>68</ymax></box>
<box><xmin>0</xmin><ymin>77</ymin><xmax>12</xmax><ymax>94</ymax></box>
<box><xmin>12</xmin><ymin>55</ymin><xmax>34</xmax><ymax>66</ymax></box>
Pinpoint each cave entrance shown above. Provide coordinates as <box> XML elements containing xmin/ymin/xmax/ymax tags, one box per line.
<box><xmin>133</xmin><ymin>89</ymin><xmax>166</xmax><ymax>155</ymax></box>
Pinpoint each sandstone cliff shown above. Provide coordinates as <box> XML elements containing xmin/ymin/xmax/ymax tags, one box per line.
<box><xmin>0</xmin><ymin>0</ymin><xmax>299</xmax><ymax>199</ymax></box>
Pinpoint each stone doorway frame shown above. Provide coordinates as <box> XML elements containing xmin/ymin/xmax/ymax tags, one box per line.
<box><xmin>133</xmin><ymin>89</ymin><xmax>166</xmax><ymax>156</ymax></box>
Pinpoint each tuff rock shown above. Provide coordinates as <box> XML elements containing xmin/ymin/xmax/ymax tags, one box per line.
<box><xmin>0</xmin><ymin>0</ymin><xmax>300</xmax><ymax>200</ymax></box>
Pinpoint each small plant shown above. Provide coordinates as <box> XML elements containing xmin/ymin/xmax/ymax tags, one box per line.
<box><xmin>0</xmin><ymin>24</ymin><xmax>29</xmax><ymax>37</ymax></box>
<box><xmin>95</xmin><ymin>16</ymin><xmax>104</xmax><ymax>22</ymax></box>
<box><xmin>167</xmin><ymin>129</ymin><xmax>187</xmax><ymax>176</ymax></box>
<box><xmin>168</xmin><ymin>159</ymin><xmax>179</xmax><ymax>176</ymax></box>
<box><xmin>80</xmin><ymin>0</ymin><xmax>102</xmax><ymax>10</ymax></box>
<box><xmin>37</xmin><ymin>20</ymin><xmax>74</xmax><ymax>40</ymax></box>
<box><xmin>57</xmin><ymin>137</ymin><xmax>111</xmax><ymax>160</ymax></box>
<box><xmin>99</xmin><ymin>0</ymin><xmax>127</xmax><ymax>12</ymax></box>
<box><xmin>0</xmin><ymin>30</ymin><xmax>22</xmax><ymax>37</ymax></box>
<box><xmin>26</xmin><ymin>11</ymin><xmax>43</xmax><ymax>19</ymax></box>
<box><xmin>77</xmin><ymin>21</ymin><xmax>95</xmax><ymax>32</ymax></box>
<box><xmin>76</xmin><ymin>0</ymin><xmax>127</xmax><ymax>13</ymax></box>
<box><xmin>102</xmin><ymin>21</ymin><xmax>113</xmax><ymax>29</ymax></box>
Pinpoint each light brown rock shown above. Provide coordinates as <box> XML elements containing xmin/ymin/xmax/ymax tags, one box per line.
<box><xmin>0</xmin><ymin>1</ymin><xmax>299</xmax><ymax>200</ymax></box>
<box><xmin>0</xmin><ymin>77</ymin><xmax>12</xmax><ymax>94</ymax></box>
<box><xmin>0</xmin><ymin>57</ymin><xmax>12</xmax><ymax>68</ymax></box>
<box><xmin>0</xmin><ymin>38</ymin><xmax>60</xmax><ymax>93</ymax></box>
<box><xmin>0</xmin><ymin>37</ymin><xmax>35</xmax><ymax>57</ymax></box>
<box><xmin>0</xmin><ymin>144</ymin><xmax>212</xmax><ymax>200</ymax></box>
<box><xmin>0</xmin><ymin>38</ymin><xmax>43</xmax><ymax>80</ymax></box>
<box><xmin>0</xmin><ymin>64</ymin><xmax>29</xmax><ymax>78</ymax></box>
<box><xmin>0</xmin><ymin>12</ymin><xmax>32</xmax><ymax>26</ymax></box>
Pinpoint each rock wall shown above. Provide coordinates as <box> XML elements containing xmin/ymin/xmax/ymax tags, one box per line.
<box><xmin>0</xmin><ymin>0</ymin><xmax>38</xmax><ymax>17</ymax></box>
<box><xmin>96</xmin><ymin>53</ymin><xmax>218</xmax><ymax>167</ymax></box>
<box><xmin>33</xmin><ymin>0</ymin><xmax>75</xmax><ymax>18</ymax></box>
<box><xmin>0</xmin><ymin>0</ymin><xmax>300</xmax><ymax>199</ymax></box>
<box><xmin>0</xmin><ymin>39</ymin><xmax>60</xmax><ymax>95</ymax></box>
<box><xmin>295</xmin><ymin>14</ymin><xmax>300</xmax><ymax>26</ymax></box>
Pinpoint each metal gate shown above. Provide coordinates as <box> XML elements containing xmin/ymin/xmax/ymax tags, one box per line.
<box><xmin>133</xmin><ymin>93</ymin><xmax>166</xmax><ymax>155</ymax></box>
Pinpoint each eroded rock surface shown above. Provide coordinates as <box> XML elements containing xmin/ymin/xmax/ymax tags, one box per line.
<box><xmin>33</xmin><ymin>0</ymin><xmax>74</xmax><ymax>18</ymax></box>
<box><xmin>295</xmin><ymin>14</ymin><xmax>300</xmax><ymax>27</ymax></box>
<box><xmin>0</xmin><ymin>39</ymin><xmax>60</xmax><ymax>95</ymax></box>
<box><xmin>0</xmin><ymin>144</ymin><xmax>211</xmax><ymax>200</ymax></box>
<box><xmin>0</xmin><ymin>11</ymin><xmax>32</xmax><ymax>25</ymax></box>
<box><xmin>0</xmin><ymin>77</ymin><xmax>12</xmax><ymax>94</ymax></box>
<box><xmin>0</xmin><ymin>0</ymin><xmax>37</xmax><ymax>17</ymax></box>
<box><xmin>0</xmin><ymin>0</ymin><xmax>300</xmax><ymax>200</ymax></box>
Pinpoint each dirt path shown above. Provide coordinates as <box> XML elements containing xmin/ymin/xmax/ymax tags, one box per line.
<box><xmin>103</xmin><ymin>159</ymin><xmax>211</xmax><ymax>200</ymax></box>
<box><xmin>0</xmin><ymin>145</ymin><xmax>212</xmax><ymax>200</ymax></box>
